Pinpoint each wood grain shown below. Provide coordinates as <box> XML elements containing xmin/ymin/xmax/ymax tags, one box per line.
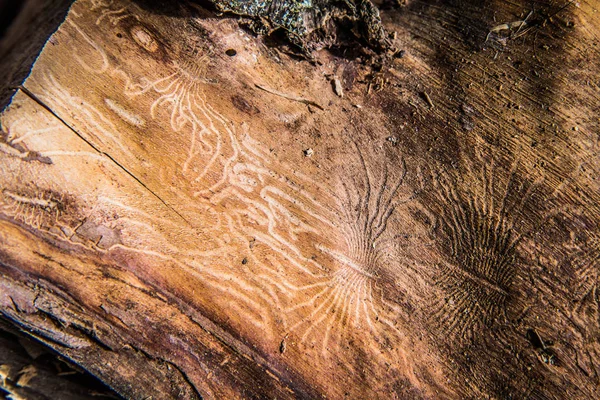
<box><xmin>1</xmin><ymin>0</ymin><xmax>599</xmax><ymax>398</ymax></box>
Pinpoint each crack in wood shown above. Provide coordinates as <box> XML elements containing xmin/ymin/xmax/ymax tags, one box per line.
<box><xmin>15</xmin><ymin>85</ymin><xmax>192</xmax><ymax>227</ymax></box>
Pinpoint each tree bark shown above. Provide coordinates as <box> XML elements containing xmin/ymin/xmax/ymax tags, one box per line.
<box><xmin>0</xmin><ymin>0</ymin><xmax>73</xmax><ymax>110</ymax></box>
<box><xmin>0</xmin><ymin>318</ymin><xmax>118</xmax><ymax>399</ymax></box>
<box><xmin>1</xmin><ymin>0</ymin><xmax>599</xmax><ymax>399</ymax></box>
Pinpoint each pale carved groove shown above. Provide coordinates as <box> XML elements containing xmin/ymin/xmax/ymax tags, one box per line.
<box><xmin>19</xmin><ymin>2</ymin><xmax>415</xmax><ymax>357</ymax></box>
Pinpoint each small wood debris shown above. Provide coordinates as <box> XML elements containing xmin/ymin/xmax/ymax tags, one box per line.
<box><xmin>488</xmin><ymin>20</ymin><xmax>528</xmax><ymax>38</ymax></box>
<box><xmin>486</xmin><ymin>11</ymin><xmax>533</xmax><ymax>41</ymax></box>
<box><xmin>421</xmin><ymin>91</ymin><xmax>435</xmax><ymax>109</ymax></box>
<box><xmin>255</xmin><ymin>84</ymin><xmax>324</xmax><ymax>110</ymax></box>
<box><xmin>386</xmin><ymin>136</ymin><xmax>399</xmax><ymax>146</ymax></box>
<box><xmin>16</xmin><ymin>365</ymin><xmax>38</xmax><ymax>387</ymax></box>
<box><xmin>333</xmin><ymin>76</ymin><xmax>344</xmax><ymax>97</ymax></box>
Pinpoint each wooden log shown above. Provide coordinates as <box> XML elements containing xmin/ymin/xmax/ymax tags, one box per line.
<box><xmin>1</xmin><ymin>0</ymin><xmax>599</xmax><ymax>398</ymax></box>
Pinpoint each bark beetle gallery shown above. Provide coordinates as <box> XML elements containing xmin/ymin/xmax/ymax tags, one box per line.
<box><xmin>0</xmin><ymin>0</ymin><xmax>599</xmax><ymax>399</ymax></box>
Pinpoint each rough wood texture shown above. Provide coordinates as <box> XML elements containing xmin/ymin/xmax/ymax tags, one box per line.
<box><xmin>1</xmin><ymin>0</ymin><xmax>599</xmax><ymax>398</ymax></box>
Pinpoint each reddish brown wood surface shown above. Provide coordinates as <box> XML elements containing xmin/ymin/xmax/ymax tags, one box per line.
<box><xmin>1</xmin><ymin>0</ymin><xmax>599</xmax><ymax>398</ymax></box>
